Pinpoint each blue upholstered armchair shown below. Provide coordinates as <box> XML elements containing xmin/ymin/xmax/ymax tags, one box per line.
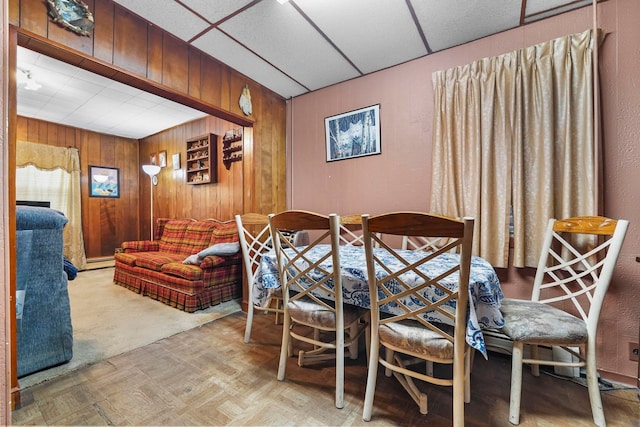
<box><xmin>16</xmin><ymin>206</ymin><xmax>73</xmax><ymax>377</ymax></box>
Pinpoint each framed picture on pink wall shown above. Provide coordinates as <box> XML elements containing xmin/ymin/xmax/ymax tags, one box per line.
<box><xmin>325</xmin><ymin>104</ymin><xmax>381</xmax><ymax>162</ymax></box>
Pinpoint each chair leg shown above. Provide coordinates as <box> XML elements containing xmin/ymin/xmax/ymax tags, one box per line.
<box><xmin>384</xmin><ymin>347</ymin><xmax>394</xmax><ymax>377</ymax></box>
<box><xmin>585</xmin><ymin>343</ymin><xmax>606</xmax><ymax>427</ymax></box>
<box><xmin>364</xmin><ymin>315</ymin><xmax>371</xmax><ymax>365</ymax></box>
<box><xmin>277</xmin><ymin>315</ymin><xmax>291</xmax><ymax>381</ymax></box>
<box><xmin>530</xmin><ymin>344</ymin><xmax>540</xmax><ymax>377</ymax></box>
<box><xmin>274</xmin><ymin>297</ymin><xmax>282</xmax><ymax>324</ymax></box>
<box><xmin>244</xmin><ymin>303</ymin><xmax>255</xmax><ymax>344</ymax></box>
<box><xmin>348</xmin><ymin>322</ymin><xmax>359</xmax><ymax>359</ymax></box>
<box><xmin>509</xmin><ymin>341</ymin><xmax>524</xmax><ymax>425</ymax></box>
<box><xmin>464</xmin><ymin>350</ymin><xmax>471</xmax><ymax>404</ymax></box>
<box><xmin>335</xmin><ymin>324</ymin><xmax>345</xmax><ymax>409</ymax></box>
<box><xmin>425</xmin><ymin>361</ymin><xmax>434</xmax><ymax>376</ymax></box>
<box><xmin>362</xmin><ymin>335</ymin><xmax>380</xmax><ymax>421</ymax></box>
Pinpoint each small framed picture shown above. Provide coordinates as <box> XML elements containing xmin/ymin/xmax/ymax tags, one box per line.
<box><xmin>325</xmin><ymin>104</ymin><xmax>381</xmax><ymax>162</ymax></box>
<box><xmin>89</xmin><ymin>166</ymin><xmax>120</xmax><ymax>198</ymax></box>
<box><xmin>159</xmin><ymin>150</ymin><xmax>167</xmax><ymax>168</ymax></box>
<box><xmin>172</xmin><ymin>153</ymin><xmax>181</xmax><ymax>170</ymax></box>
<box><xmin>150</xmin><ymin>153</ymin><xmax>157</xmax><ymax>165</ymax></box>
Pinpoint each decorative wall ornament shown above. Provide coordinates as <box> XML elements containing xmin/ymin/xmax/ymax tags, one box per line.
<box><xmin>239</xmin><ymin>84</ymin><xmax>253</xmax><ymax>116</ymax></box>
<box><xmin>47</xmin><ymin>0</ymin><xmax>95</xmax><ymax>36</ymax></box>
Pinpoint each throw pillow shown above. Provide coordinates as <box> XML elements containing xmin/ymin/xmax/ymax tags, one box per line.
<box><xmin>182</xmin><ymin>254</ymin><xmax>201</xmax><ymax>265</ymax></box>
<box><xmin>197</xmin><ymin>242</ymin><xmax>240</xmax><ymax>258</ymax></box>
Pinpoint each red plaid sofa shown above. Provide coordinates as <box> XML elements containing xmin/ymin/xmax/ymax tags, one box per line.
<box><xmin>113</xmin><ymin>218</ymin><xmax>242</xmax><ymax>312</ymax></box>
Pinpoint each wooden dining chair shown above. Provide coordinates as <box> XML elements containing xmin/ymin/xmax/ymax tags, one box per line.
<box><xmin>361</xmin><ymin>212</ymin><xmax>475</xmax><ymax>426</ymax></box>
<box><xmin>499</xmin><ymin>216</ymin><xmax>628</xmax><ymax>427</ymax></box>
<box><xmin>235</xmin><ymin>213</ymin><xmax>283</xmax><ymax>344</ymax></box>
<box><xmin>402</xmin><ymin>234</ymin><xmax>451</xmax><ymax>252</ymax></box>
<box><xmin>339</xmin><ymin>214</ymin><xmax>366</xmax><ymax>246</ymax></box>
<box><xmin>339</xmin><ymin>214</ymin><xmax>381</xmax><ymax>248</ymax></box>
<box><xmin>269</xmin><ymin>210</ymin><xmax>369</xmax><ymax>409</ymax></box>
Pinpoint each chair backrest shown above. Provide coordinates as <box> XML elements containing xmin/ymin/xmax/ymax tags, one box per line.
<box><xmin>269</xmin><ymin>210</ymin><xmax>342</xmax><ymax>311</ymax></box>
<box><xmin>532</xmin><ymin>216</ymin><xmax>628</xmax><ymax>333</ymax></box>
<box><xmin>362</xmin><ymin>212</ymin><xmax>474</xmax><ymax>352</ymax></box>
<box><xmin>235</xmin><ymin>213</ymin><xmax>271</xmax><ymax>285</ymax></box>
<box><xmin>401</xmin><ymin>235</ymin><xmax>452</xmax><ymax>252</ymax></box>
<box><xmin>339</xmin><ymin>214</ymin><xmax>365</xmax><ymax>246</ymax></box>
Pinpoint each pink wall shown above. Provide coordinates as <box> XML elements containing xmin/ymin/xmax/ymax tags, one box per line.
<box><xmin>288</xmin><ymin>0</ymin><xmax>640</xmax><ymax>384</ymax></box>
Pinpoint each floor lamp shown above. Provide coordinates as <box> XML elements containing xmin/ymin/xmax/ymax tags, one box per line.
<box><xmin>142</xmin><ymin>164</ymin><xmax>161</xmax><ymax>241</ymax></box>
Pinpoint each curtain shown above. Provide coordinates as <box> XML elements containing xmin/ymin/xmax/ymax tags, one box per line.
<box><xmin>431</xmin><ymin>29</ymin><xmax>596</xmax><ymax>268</ymax></box>
<box><xmin>16</xmin><ymin>141</ymin><xmax>87</xmax><ymax>269</ymax></box>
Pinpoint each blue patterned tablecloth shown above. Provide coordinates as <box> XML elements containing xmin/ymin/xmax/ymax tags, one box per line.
<box><xmin>253</xmin><ymin>244</ymin><xmax>504</xmax><ymax>357</ymax></box>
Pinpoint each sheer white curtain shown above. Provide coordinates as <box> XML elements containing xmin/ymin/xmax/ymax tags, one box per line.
<box><xmin>431</xmin><ymin>29</ymin><xmax>597</xmax><ymax>268</ymax></box>
<box><xmin>16</xmin><ymin>141</ymin><xmax>87</xmax><ymax>269</ymax></box>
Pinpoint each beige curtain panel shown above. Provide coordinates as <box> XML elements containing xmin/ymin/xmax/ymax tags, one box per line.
<box><xmin>16</xmin><ymin>141</ymin><xmax>87</xmax><ymax>269</ymax></box>
<box><xmin>431</xmin><ymin>29</ymin><xmax>597</xmax><ymax>268</ymax></box>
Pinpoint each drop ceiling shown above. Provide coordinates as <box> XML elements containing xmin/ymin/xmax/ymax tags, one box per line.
<box><xmin>17</xmin><ymin>0</ymin><xmax>597</xmax><ymax>139</ymax></box>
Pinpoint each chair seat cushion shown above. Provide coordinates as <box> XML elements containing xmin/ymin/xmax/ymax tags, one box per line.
<box><xmin>288</xmin><ymin>299</ymin><xmax>365</xmax><ymax>329</ymax></box>
<box><xmin>499</xmin><ymin>298</ymin><xmax>587</xmax><ymax>344</ymax></box>
<box><xmin>379</xmin><ymin>320</ymin><xmax>455</xmax><ymax>359</ymax></box>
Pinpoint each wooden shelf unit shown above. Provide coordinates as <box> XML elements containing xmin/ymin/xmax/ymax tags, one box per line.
<box><xmin>186</xmin><ymin>133</ymin><xmax>217</xmax><ymax>184</ymax></box>
<box><xmin>222</xmin><ymin>134</ymin><xmax>243</xmax><ymax>170</ymax></box>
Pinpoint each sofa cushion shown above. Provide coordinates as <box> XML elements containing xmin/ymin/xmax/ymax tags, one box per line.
<box><xmin>210</xmin><ymin>221</ymin><xmax>241</xmax><ymax>245</ymax></box>
<box><xmin>115</xmin><ymin>252</ymin><xmax>137</xmax><ymax>266</ymax></box>
<box><xmin>122</xmin><ymin>240</ymin><xmax>159</xmax><ymax>252</ymax></box>
<box><xmin>161</xmin><ymin>262</ymin><xmax>203</xmax><ymax>281</ymax></box>
<box><xmin>135</xmin><ymin>252</ymin><xmax>184</xmax><ymax>271</ymax></box>
<box><xmin>186</xmin><ymin>221</ymin><xmax>220</xmax><ymax>248</ymax></box>
<box><xmin>157</xmin><ymin>219</ymin><xmax>198</xmax><ymax>254</ymax></box>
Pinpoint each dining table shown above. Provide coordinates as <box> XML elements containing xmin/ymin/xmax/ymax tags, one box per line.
<box><xmin>252</xmin><ymin>244</ymin><xmax>504</xmax><ymax>357</ymax></box>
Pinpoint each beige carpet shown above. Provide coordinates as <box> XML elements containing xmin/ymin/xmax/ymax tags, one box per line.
<box><xmin>19</xmin><ymin>267</ymin><xmax>242</xmax><ymax>389</ymax></box>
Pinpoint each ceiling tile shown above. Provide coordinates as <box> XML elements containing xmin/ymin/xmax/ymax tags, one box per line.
<box><xmin>218</xmin><ymin>0</ymin><xmax>360</xmax><ymax>91</ymax></box>
<box><xmin>413</xmin><ymin>0</ymin><xmax>521</xmax><ymax>52</ymax></box>
<box><xmin>113</xmin><ymin>0</ymin><xmax>210</xmax><ymax>41</ymax></box>
<box><xmin>297</xmin><ymin>0</ymin><xmax>427</xmax><ymax>74</ymax></box>
<box><xmin>525</xmin><ymin>0</ymin><xmax>592</xmax><ymax>22</ymax></box>
<box><xmin>179</xmin><ymin>0</ymin><xmax>255</xmax><ymax>23</ymax></box>
<box><xmin>192</xmin><ymin>29</ymin><xmax>307</xmax><ymax>99</ymax></box>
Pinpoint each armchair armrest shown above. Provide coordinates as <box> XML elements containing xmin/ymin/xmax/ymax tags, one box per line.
<box><xmin>122</xmin><ymin>240</ymin><xmax>159</xmax><ymax>253</ymax></box>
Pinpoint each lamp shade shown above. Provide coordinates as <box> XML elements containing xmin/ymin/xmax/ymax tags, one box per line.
<box><xmin>142</xmin><ymin>164</ymin><xmax>161</xmax><ymax>177</ymax></box>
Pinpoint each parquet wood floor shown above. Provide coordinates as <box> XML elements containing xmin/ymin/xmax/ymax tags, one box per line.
<box><xmin>12</xmin><ymin>310</ymin><xmax>639</xmax><ymax>426</ymax></box>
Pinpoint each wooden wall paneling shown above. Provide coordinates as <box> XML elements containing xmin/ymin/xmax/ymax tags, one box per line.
<box><xmin>147</xmin><ymin>24</ymin><xmax>163</xmax><ymax>83</ymax></box>
<box><xmin>188</xmin><ymin>48</ymin><xmax>202</xmax><ymax>99</ymax></box>
<box><xmin>17</xmin><ymin>0</ymin><xmax>48</xmax><ymax>38</ymax></box>
<box><xmin>219</xmin><ymin>65</ymin><xmax>231</xmax><ymax>111</ymax></box>
<box><xmin>112</xmin><ymin>6</ymin><xmax>147</xmax><ymax>77</ymax></box>
<box><xmin>83</xmin><ymin>132</ymin><xmax>103</xmax><ymax>258</ymax></box>
<box><xmin>99</xmin><ymin>135</ymin><xmax>117</xmax><ymax>257</ymax></box>
<box><xmin>272</xmin><ymin>95</ymin><xmax>287</xmax><ymax>212</ymax></box>
<box><xmin>162</xmin><ymin>34</ymin><xmax>188</xmax><ymax>93</ymax></box>
<box><xmin>200</xmin><ymin>56</ymin><xmax>222</xmax><ymax>109</ymax></box>
<box><xmin>9</xmin><ymin>0</ymin><xmax>19</xmax><ymax>25</ymax></box>
<box><xmin>242</xmin><ymin>126</ymin><xmax>255</xmax><ymax>213</ymax></box>
<box><xmin>93</xmin><ymin>0</ymin><xmax>115</xmax><ymax>64</ymax></box>
<box><xmin>119</xmin><ymin>136</ymin><xmax>140</xmax><ymax>242</ymax></box>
